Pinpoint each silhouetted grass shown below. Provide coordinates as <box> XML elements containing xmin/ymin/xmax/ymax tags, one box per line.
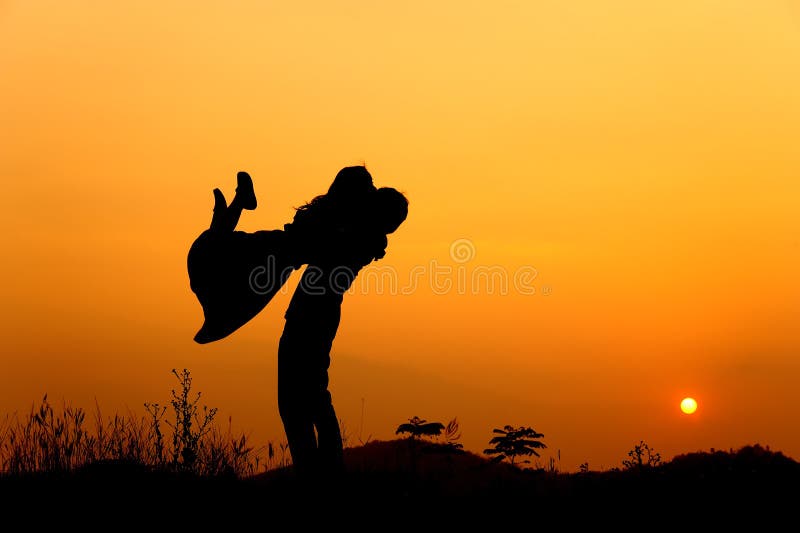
<box><xmin>0</xmin><ymin>369</ymin><xmax>286</xmax><ymax>478</ymax></box>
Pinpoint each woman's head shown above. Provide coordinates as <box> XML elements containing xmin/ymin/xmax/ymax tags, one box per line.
<box><xmin>373</xmin><ymin>187</ymin><xmax>408</xmax><ymax>234</ymax></box>
<box><xmin>328</xmin><ymin>166</ymin><xmax>376</xmax><ymax>200</ymax></box>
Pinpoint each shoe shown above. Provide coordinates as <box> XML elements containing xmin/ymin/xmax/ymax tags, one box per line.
<box><xmin>235</xmin><ymin>171</ymin><xmax>257</xmax><ymax>210</ymax></box>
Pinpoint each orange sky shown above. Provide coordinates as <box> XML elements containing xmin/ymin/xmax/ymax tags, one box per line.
<box><xmin>2</xmin><ymin>1</ymin><xmax>799</xmax><ymax>471</ymax></box>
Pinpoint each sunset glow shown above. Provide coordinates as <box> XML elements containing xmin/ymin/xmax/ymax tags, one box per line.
<box><xmin>2</xmin><ymin>1</ymin><xmax>799</xmax><ymax>471</ymax></box>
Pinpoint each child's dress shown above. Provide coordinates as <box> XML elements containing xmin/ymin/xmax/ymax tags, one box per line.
<box><xmin>187</xmin><ymin>228</ymin><xmax>296</xmax><ymax>344</ymax></box>
<box><xmin>186</xmin><ymin>198</ymin><xmax>341</xmax><ymax>344</ymax></box>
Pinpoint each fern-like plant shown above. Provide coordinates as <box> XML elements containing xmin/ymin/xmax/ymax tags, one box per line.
<box><xmin>484</xmin><ymin>425</ymin><xmax>546</xmax><ymax>466</ymax></box>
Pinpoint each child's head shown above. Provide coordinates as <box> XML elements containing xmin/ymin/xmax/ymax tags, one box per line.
<box><xmin>373</xmin><ymin>187</ymin><xmax>408</xmax><ymax>234</ymax></box>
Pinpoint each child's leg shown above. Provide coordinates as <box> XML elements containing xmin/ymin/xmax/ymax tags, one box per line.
<box><xmin>232</xmin><ymin>171</ymin><xmax>257</xmax><ymax>210</ymax></box>
<box><xmin>209</xmin><ymin>171</ymin><xmax>257</xmax><ymax>232</ymax></box>
<box><xmin>209</xmin><ymin>188</ymin><xmax>238</xmax><ymax>232</ymax></box>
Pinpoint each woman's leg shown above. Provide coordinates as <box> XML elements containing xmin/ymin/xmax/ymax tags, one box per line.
<box><xmin>278</xmin><ymin>317</ymin><xmax>319</xmax><ymax>476</ymax></box>
<box><xmin>278</xmin><ymin>302</ymin><xmax>344</xmax><ymax>477</ymax></box>
<box><xmin>309</xmin><ymin>309</ymin><xmax>344</xmax><ymax>475</ymax></box>
<box><xmin>313</xmin><ymin>389</ymin><xmax>344</xmax><ymax>475</ymax></box>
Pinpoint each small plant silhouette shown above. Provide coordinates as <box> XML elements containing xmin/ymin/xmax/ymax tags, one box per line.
<box><xmin>440</xmin><ymin>418</ymin><xmax>464</xmax><ymax>453</ymax></box>
<box><xmin>484</xmin><ymin>425</ymin><xmax>546</xmax><ymax>466</ymax></box>
<box><xmin>422</xmin><ymin>417</ymin><xmax>465</xmax><ymax>455</ymax></box>
<box><xmin>396</xmin><ymin>416</ymin><xmax>445</xmax><ymax>440</ymax></box>
<box><xmin>622</xmin><ymin>440</ymin><xmax>662</xmax><ymax>470</ymax></box>
<box><xmin>168</xmin><ymin>368</ymin><xmax>217</xmax><ymax>470</ymax></box>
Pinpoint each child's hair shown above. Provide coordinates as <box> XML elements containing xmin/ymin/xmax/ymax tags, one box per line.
<box><xmin>373</xmin><ymin>187</ymin><xmax>408</xmax><ymax>234</ymax></box>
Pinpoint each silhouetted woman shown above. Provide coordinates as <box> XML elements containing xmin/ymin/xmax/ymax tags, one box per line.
<box><xmin>277</xmin><ymin>167</ymin><xmax>408</xmax><ymax>477</ymax></box>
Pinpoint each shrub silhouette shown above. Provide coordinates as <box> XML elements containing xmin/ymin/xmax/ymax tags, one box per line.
<box><xmin>396</xmin><ymin>416</ymin><xmax>445</xmax><ymax>440</ymax></box>
<box><xmin>164</xmin><ymin>368</ymin><xmax>217</xmax><ymax>470</ymax></box>
<box><xmin>622</xmin><ymin>440</ymin><xmax>661</xmax><ymax>470</ymax></box>
<box><xmin>484</xmin><ymin>425</ymin><xmax>546</xmax><ymax>466</ymax></box>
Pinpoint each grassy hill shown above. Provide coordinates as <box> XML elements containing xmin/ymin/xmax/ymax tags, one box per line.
<box><xmin>3</xmin><ymin>439</ymin><xmax>795</xmax><ymax>525</ymax></box>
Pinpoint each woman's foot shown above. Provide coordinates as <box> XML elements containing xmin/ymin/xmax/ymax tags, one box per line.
<box><xmin>234</xmin><ymin>171</ymin><xmax>257</xmax><ymax>210</ymax></box>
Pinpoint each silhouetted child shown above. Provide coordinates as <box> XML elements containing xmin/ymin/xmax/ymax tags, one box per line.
<box><xmin>187</xmin><ymin>170</ymin><xmax>291</xmax><ymax>344</ymax></box>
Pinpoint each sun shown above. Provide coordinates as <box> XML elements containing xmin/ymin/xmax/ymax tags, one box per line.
<box><xmin>680</xmin><ymin>397</ymin><xmax>698</xmax><ymax>415</ymax></box>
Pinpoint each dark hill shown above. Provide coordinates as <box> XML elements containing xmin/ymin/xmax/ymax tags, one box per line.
<box><xmin>1</xmin><ymin>440</ymin><xmax>797</xmax><ymax>525</ymax></box>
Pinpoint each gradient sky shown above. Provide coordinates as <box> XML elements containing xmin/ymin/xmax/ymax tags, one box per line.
<box><xmin>2</xmin><ymin>1</ymin><xmax>799</xmax><ymax>471</ymax></box>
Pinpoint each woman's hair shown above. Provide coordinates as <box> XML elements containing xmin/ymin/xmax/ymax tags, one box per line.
<box><xmin>328</xmin><ymin>166</ymin><xmax>375</xmax><ymax>198</ymax></box>
<box><xmin>294</xmin><ymin>166</ymin><xmax>375</xmax><ymax>220</ymax></box>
